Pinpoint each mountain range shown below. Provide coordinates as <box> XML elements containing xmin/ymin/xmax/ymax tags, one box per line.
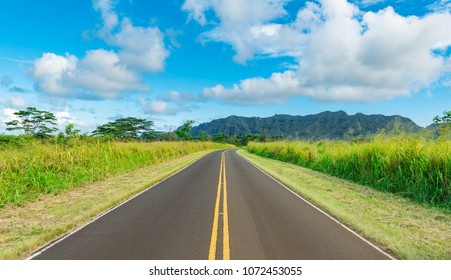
<box><xmin>189</xmin><ymin>111</ymin><xmax>425</xmax><ymax>140</ymax></box>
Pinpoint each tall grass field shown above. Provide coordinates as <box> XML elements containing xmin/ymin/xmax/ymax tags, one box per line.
<box><xmin>247</xmin><ymin>136</ymin><xmax>450</xmax><ymax>209</ymax></box>
<box><xmin>0</xmin><ymin>137</ymin><xmax>220</xmax><ymax>207</ymax></box>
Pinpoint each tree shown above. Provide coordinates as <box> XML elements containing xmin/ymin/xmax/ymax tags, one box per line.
<box><xmin>160</xmin><ymin>130</ymin><xmax>178</xmax><ymax>141</ymax></box>
<box><xmin>197</xmin><ymin>130</ymin><xmax>211</xmax><ymax>142</ymax></box>
<box><xmin>433</xmin><ymin>110</ymin><xmax>451</xmax><ymax>140</ymax></box>
<box><xmin>213</xmin><ymin>133</ymin><xmax>228</xmax><ymax>143</ymax></box>
<box><xmin>92</xmin><ymin>117</ymin><xmax>155</xmax><ymax>140</ymax></box>
<box><xmin>140</xmin><ymin>131</ymin><xmax>158</xmax><ymax>141</ymax></box>
<box><xmin>259</xmin><ymin>131</ymin><xmax>269</xmax><ymax>142</ymax></box>
<box><xmin>175</xmin><ymin>120</ymin><xmax>194</xmax><ymax>141</ymax></box>
<box><xmin>64</xmin><ymin>123</ymin><xmax>81</xmax><ymax>138</ymax></box>
<box><xmin>5</xmin><ymin>107</ymin><xmax>57</xmax><ymax>138</ymax></box>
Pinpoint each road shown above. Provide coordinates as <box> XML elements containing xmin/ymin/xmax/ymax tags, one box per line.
<box><xmin>31</xmin><ymin>150</ymin><xmax>391</xmax><ymax>260</ymax></box>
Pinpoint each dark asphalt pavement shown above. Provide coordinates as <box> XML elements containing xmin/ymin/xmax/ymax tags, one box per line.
<box><xmin>31</xmin><ymin>150</ymin><xmax>391</xmax><ymax>260</ymax></box>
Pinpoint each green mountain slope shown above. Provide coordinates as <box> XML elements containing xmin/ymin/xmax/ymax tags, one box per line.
<box><xmin>190</xmin><ymin>111</ymin><xmax>422</xmax><ymax>140</ymax></box>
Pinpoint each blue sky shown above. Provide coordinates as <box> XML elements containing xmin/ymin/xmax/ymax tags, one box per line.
<box><xmin>0</xmin><ymin>0</ymin><xmax>450</xmax><ymax>132</ymax></box>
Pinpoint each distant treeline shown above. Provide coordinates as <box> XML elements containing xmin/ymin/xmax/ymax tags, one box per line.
<box><xmin>2</xmin><ymin>107</ymin><xmax>450</xmax><ymax>144</ymax></box>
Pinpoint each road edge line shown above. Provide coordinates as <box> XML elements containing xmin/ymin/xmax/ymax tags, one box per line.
<box><xmin>27</xmin><ymin>150</ymin><xmax>217</xmax><ymax>260</ymax></box>
<box><xmin>237</xmin><ymin>150</ymin><xmax>396</xmax><ymax>260</ymax></box>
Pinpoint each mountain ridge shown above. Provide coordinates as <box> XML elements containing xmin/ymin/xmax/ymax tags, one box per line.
<box><xmin>189</xmin><ymin>111</ymin><xmax>423</xmax><ymax>140</ymax></box>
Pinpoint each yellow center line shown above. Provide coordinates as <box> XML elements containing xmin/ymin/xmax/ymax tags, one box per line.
<box><xmin>208</xmin><ymin>151</ymin><xmax>230</xmax><ymax>260</ymax></box>
<box><xmin>222</xmin><ymin>152</ymin><xmax>230</xmax><ymax>260</ymax></box>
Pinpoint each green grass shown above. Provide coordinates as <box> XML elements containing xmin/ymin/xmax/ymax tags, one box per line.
<box><xmin>0</xmin><ymin>138</ymin><xmax>223</xmax><ymax>207</ymax></box>
<box><xmin>246</xmin><ymin>136</ymin><xmax>450</xmax><ymax>210</ymax></box>
<box><xmin>239</xmin><ymin>150</ymin><xmax>451</xmax><ymax>259</ymax></box>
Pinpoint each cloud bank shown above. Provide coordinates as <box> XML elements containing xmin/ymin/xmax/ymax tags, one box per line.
<box><xmin>184</xmin><ymin>0</ymin><xmax>451</xmax><ymax>103</ymax></box>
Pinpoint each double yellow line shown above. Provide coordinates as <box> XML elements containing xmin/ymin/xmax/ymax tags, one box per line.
<box><xmin>208</xmin><ymin>151</ymin><xmax>230</xmax><ymax>260</ymax></box>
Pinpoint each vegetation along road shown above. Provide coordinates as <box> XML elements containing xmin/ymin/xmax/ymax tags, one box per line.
<box><xmin>30</xmin><ymin>150</ymin><xmax>391</xmax><ymax>260</ymax></box>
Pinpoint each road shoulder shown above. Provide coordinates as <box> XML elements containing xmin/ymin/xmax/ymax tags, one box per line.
<box><xmin>238</xmin><ymin>150</ymin><xmax>451</xmax><ymax>260</ymax></box>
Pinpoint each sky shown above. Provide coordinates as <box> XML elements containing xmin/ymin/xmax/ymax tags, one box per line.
<box><xmin>0</xmin><ymin>0</ymin><xmax>450</xmax><ymax>133</ymax></box>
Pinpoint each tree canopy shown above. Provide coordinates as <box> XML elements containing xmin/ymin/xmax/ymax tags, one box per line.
<box><xmin>92</xmin><ymin>117</ymin><xmax>155</xmax><ymax>140</ymax></box>
<box><xmin>175</xmin><ymin>120</ymin><xmax>194</xmax><ymax>141</ymax></box>
<box><xmin>5</xmin><ymin>107</ymin><xmax>58</xmax><ymax>138</ymax></box>
<box><xmin>433</xmin><ymin>110</ymin><xmax>451</xmax><ymax>139</ymax></box>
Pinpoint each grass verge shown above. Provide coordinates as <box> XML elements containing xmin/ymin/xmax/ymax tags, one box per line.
<box><xmin>0</xmin><ymin>150</ymin><xmax>212</xmax><ymax>260</ymax></box>
<box><xmin>238</xmin><ymin>150</ymin><xmax>451</xmax><ymax>260</ymax></box>
<box><xmin>246</xmin><ymin>138</ymin><xmax>450</xmax><ymax>208</ymax></box>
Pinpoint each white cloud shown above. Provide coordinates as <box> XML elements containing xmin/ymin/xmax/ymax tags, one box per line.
<box><xmin>184</xmin><ymin>0</ymin><xmax>302</xmax><ymax>63</ymax></box>
<box><xmin>29</xmin><ymin>0</ymin><xmax>169</xmax><ymax>99</ymax></box>
<box><xmin>203</xmin><ymin>71</ymin><xmax>301</xmax><ymax>103</ymax></box>
<box><xmin>182</xmin><ymin>0</ymin><xmax>213</xmax><ymax>25</ymax></box>
<box><xmin>140</xmin><ymin>98</ymin><xmax>176</xmax><ymax>115</ymax></box>
<box><xmin>139</xmin><ymin>90</ymin><xmax>203</xmax><ymax>116</ymax></box>
<box><xmin>54</xmin><ymin>107</ymin><xmax>91</xmax><ymax>127</ymax></box>
<box><xmin>94</xmin><ymin>0</ymin><xmax>169</xmax><ymax>73</ymax></box>
<box><xmin>2</xmin><ymin>108</ymin><xmax>19</xmax><ymax>122</ymax></box>
<box><xmin>68</xmin><ymin>49</ymin><xmax>147</xmax><ymax>98</ymax></box>
<box><xmin>29</xmin><ymin>50</ymin><xmax>147</xmax><ymax>99</ymax></box>
<box><xmin>196</xmin><ymin>0</ymin><xmax>451</xmax><ymax>102</ymax></box>
<box><xmin>0</xmin><ymin>108</ymin><xmax>20</xmax><ymax>131</ymax></box>
<box><xmin>112</xmin><ymin>19</ymin><xmax>169</xmax><ymax>72</ymax></box>
<box><xmin>428</xmin><ymin>0</ymin><xmax>451</xmax><ymax>13</ymax></box>
<box><xmin>29</xmin><ymin>53</ymin><xmax>77</xmax><ymax>96</ymax></box>
<box><xmin>93</xmin><ymin>0</ymin><xmax>119</xmax><ymax>35</ymax></box>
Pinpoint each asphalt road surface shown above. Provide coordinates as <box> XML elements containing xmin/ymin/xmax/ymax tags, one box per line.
<box><xmin>31</xmin><ymin>150</ymin><xmax>391</xmax><ymax>260</ymax></box>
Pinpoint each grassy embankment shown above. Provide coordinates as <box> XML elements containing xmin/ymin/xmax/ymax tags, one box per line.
<box><xmin>0</xmin><ymin>138</ymin><xmax>225</xmax><ymax>259</ymax></box>
<box><xmin>241</xmin><ymin>136</ymin><xmax>450</xmax><ymax>259</ymax></box>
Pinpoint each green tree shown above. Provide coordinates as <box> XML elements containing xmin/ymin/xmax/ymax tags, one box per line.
<box><xmin>64</xmin><ymin>123</ymin><xmax>81</xmax><ymax>138</ymax></box>
<box><xmin>92</xmin><ymin>117</ymin><xmax>155</xmax><ymax>140</ymax></box>
<box><xmin>161</xmin><ymin>131</ymin><xmax>178</xmax><ymax>141</ymax></box>
<box><xmin>433</xmin><ymin>110</ymin><xmax>451</xmax><ymax>140</ymax></box>
<box><xmin>198</xmin><ymin>130</ymin><xmax>211</xmax><ymax>141</ymax></box>
<box><xmin>175</xmin><ymin>120</ymin><xmax>194</xmax><ymax>141</ymax></box>
<box><xmin>5</xmin><ymin>107</ymin><xmax>57</xmax><ymax>138</ymax></box>
<box><xmin>141</xmin><ymin>131</ymin><xmax>158</xmax><ymax>142</ymax></box>
<box><xmin>259</xmin><ymin>131</ymin><xmax>269</xmax><ymax>142</ymax></box>
<box><xmin>213</xmin><ymin>133</ymin><xmax>228</xmax><ymax>143</ymax></box>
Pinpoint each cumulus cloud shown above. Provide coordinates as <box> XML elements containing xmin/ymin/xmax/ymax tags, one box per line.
<box><xmin>140</xmin><ymin>98</ymin><xmax>176</xmax><ymax>115</ymax></box>
<box><xmin>183</xmin><ymin>0</ymin><xmax>303</xmax><ymax>63</ymax></box>
<box><xmin>30</xmin><ymin>0</ymin><xmax>169</xmax><ymax>99</ymax></box>
<box><xmin>93</xmin><ymin>0</ymin><xmax>119</xmax><ymax>35</ymax></box>
<box><xmin>29</xmin><ymin>53</ymin><xmax>78</xmax><ymax>96</ymax></box>
<box><xmin>203</xmin><ymin>71</ymin><xmax>301</xmax><ymax>103</ymax></box>
<box><xmin>111</xmin><ymin>18</ymin><xmax>169</xmax><ymax>72</ymax></box>
<box><xmin>68</xmin><ymin>49</ymin><xmax>147</xmax><ymax>98</ymax></box>
<box><xmin>195</xmin><ymin>0</ymin><xmax>451</xmax><ymax>103</ymax></box>
<box><xmin>29</xmin><ymin>51</ymin><xmax>147</xmax><ymax>99</ymax></box>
